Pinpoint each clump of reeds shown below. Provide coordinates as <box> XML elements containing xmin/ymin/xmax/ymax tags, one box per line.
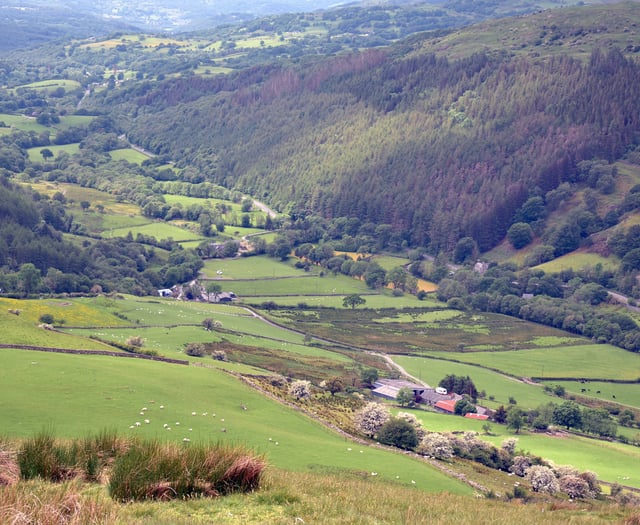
<box><xmin>108</xmin><ymin>439</ymin><xmax>266</xmax><ymax>502</ymax></box>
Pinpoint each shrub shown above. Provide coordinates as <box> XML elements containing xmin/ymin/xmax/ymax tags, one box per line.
<box><xmin>288</xmin><ymin>380</ymin><xmax>311</xmax><ymax>400</ymax></box>
<box><xmin>560</xmin><ymin>475</ymin><xmax>590</xmax><ymax>499</ymax></box>
<box><xmin>510</xmin><ymin>456</ymin><xmax>531</xmax><ymax>477</ymax></box>
<box><xmin>501</xmin><ymin>438</ymin><xmax>518</xmax><ymax>456</ymax></box>
<box><xmin>526</xmin><ymin>465</ymin><xmax>559</xmax><ymax>494</ymax></box>
<box><xmin>39</xmin><ymin>313</ymin><xmax>55</xmax><ymax>324</ymax></box>
<box><xmin>211</xmin><ymin>350</ymin><xmax>227</xmax><ymax>361</ymax></box>
<box><xmin>417</xmin><ymin>433</ymin><xmax>454</xmax><ymax>460</ymax></box>
<box><xmin>354</xmin><ymin>402</ymin><xmax>390</xmax><ymax>437</ymax></box>
<box><xmin>125</xmin><ymin>336</ymin><xmax>144</xmax><ymax>348</ymax></box>
<box><xmin>185</xmin><ymin>343</ymin><xmax>205</xmax><ymax>357</ymax></box>
<box><xmin>397</xmin><ymin>412</ymin><xmax>426</xmax><ymax>440</ymax></box>
<box><xmin>376</xmin><ymin>418</ymin><xmax>418</xmax><ymax>450</ymax></box>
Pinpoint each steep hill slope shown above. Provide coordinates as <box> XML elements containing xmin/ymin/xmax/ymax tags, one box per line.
<box><xmin>111</xmin><ymin>3</ymin><xmax>640</xmax><ymax>252</ymax></box>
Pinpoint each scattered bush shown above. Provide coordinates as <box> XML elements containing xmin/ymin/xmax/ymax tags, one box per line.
<box><xmin>417</xmin><ymin>433</ymin><xmax>454</xmax><ymax>460</ymax></box>
<box><xmin>354</xmin><ymin>402</ymin><xmax>390</xmax><ymax>437</ymax></box>
<box><xmin>125</xmin><ymin>336</ymin><xmax>144</xmax><ymax>348</ymax></box>
<box><xmin>526</xmin><ymin>465</ymin><xmax>559</xmax><ymax>494</ymax></box>
<box><xmin>501</xmin><ymin>438</ymin><xmax>518</xmax><ymax>456</ymax></box>
<box><xmin>185</xmin><ymin>342</ymin><xmax>205</xmax><ymax>357</ymax></box>
<box><xmin>211</xmin><ymin>350</ymin><xmax>227</xmax><ymax>361</ymax></box>
<box><xmin>39</xmin><ymin>313</ymin><xmax>55</xmax><ymax>324</ymax></box>
<box><xmin>510</xmin><ymin>456</ymin><xmax>531</xmax><ymax>477</ymax></box>
<box><xmin>376</xmin><ymin>418</ymin><xmax>418</xmax><ymax>450</ymax></box>
<box><xmin>288</xmin><ymin>380</ymin><xmax>311</xmax><ymax>400</ymax></box>
<box><xmin>560</xmin><ymin>474</ymin><xmax>591</xmax><ymax>499</ymax></box>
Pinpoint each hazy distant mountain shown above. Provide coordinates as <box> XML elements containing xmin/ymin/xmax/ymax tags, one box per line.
<box><xmin>3</xmin><ymin>0</ymin><xmax>353</xmax><ymax>34</ymax></box>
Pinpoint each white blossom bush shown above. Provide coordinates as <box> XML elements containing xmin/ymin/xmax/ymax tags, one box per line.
<box><xmin>510</xmin><ymin>456</ymin><xmax>531</xmax><ymax>477</ymax></box>
<box><xmin>579</xmin><ymin>471</ymin><xmax>601</xmax><ymax>498</ymax></box>
<box><xmin>560</xmin><ymin>475</ymin><xmax>590</xmax><ymax>499</ymax></box>
<box><xmin>501</xmin><ymin>438</ymin><xmax>518</xmax><ymax>456</ymax></box>
<box><xmin>354</xmin><ymin>402</ymin><xmax>390</xmax><ymax>437</ymax></box>
<box><xmin>416</xmin><ymin>433</ymin><xmax>454</xmax><ymax>460</ymax></box>
<box><xmin>526</xmin><ymin>465</ymin><xmax>560</xmax><ymax>494</ymax></box>
<box><xmin>288</xmin><ymin>380</ymin><xmax>311</xmax><ymax>400</ymax></box>
<box><xmin>397</xmin><ymin>412</ymin><xmax>426</xmax><ymax>440</ymax></box>
<box><xmin>553</xmin><ymin>465</ymin><xmax>579</xmax><ymax>479</ymax></box>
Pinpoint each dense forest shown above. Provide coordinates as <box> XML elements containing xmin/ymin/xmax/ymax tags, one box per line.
<box><xmin>105</xmin><ymin>43</ymin><xmax>640</xmax><ymax>253</ymax></box>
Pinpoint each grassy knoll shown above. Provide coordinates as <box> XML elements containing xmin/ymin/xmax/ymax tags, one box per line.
<box><xmin>109</xmin><ymin>148</ymin><xmax>150</xmax><ymax>163</ymax></box>
<box><xmin>394</xmin><ymin>356</ymin><xmax>556</xmax><ymax>409</ymax></box>
<box><xmin>26</xmin><ymin>143</ymin><xmax>80</xmax><ymax>162</ymax></box>
<box><xmin>0</xmin><ymin>348</ymin><xmax>469</xmax><ymax>494</ymax></box>
<box><xmin>423</xmin><ymin>344</ymin><xmax>640</xmax><ymax>381</ymax></box>
<box><xmin>544</xmin><ymin>380</ymin><xmax>640</xmax><ymax>411</ymax></box>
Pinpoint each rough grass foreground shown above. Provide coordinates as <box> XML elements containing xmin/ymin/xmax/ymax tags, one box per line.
<box><xmin>9</xmin><ymin>430</ymin><xmax>265</xmax><ymax>503</ymax></box>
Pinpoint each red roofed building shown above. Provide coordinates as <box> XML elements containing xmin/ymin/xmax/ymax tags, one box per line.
<box><xmin>434</xmin><ymin>399</ymin><xmax>457</xmax><ymax>413</ymax></box>
<box><xmin>464</xmin><ymin>413</ymin><xmax>489</xmax><ymax>420</ymax></box>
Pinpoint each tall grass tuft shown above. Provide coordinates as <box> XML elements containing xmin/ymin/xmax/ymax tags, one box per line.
<box><xmin>0</xmin><ymin>479</ymin><xmax>119</xmax><ymax>524</ymax></box>
<box><xmin>108</xmin><ymin>439</ymin><xmax>265</xmax><ymax>502</ymax></box>
<box><xmin>17</xmin><ymin>429</ymin><xmax>129</xmax><ymax>483</ymax></box>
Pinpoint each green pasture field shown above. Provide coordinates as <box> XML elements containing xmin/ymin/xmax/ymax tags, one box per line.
<box><xmin>202</xmin><ymin>256</ymin><xmax>312</xmax><ymax>279</ymax></box>
<box><xmin>227</xmin><ymin>274</ymin><xmax>369</xmax><ymax>296</ymax></box>
<box><xmin>0</xmin><ymin>348</ymin><xmax>469</xmax><ymax>493</ymax></box>
<box><xmin>535</xmin><ymin>251</ymin><xmax>618</xmax><ymax>273</ymax></box>
<box><xmin>243</xmin><ymin>293</ymin><xmax>427</xmax><ymax>309</ymax></box>
<box><xmin>544</xmin><ymin>380</ymin><xmax>640</xmax><ymax>410</ymax></box>
<box><xmin>193</xmin><ymin>66</ymin><xmax>234</xmax><ymax>76</ymax></box>
<box><xmin>395</xmin><ymin>407</ymin><xmax>640</xmax><ymax>488</ymax></box>
<box><xmin>56</xmin><ymin>114</ymin><xmax>94</xmax><ymax>129</ymax></box>
<box><xmin>0</xmin><ymin>299</ymin><xmax>121</xmax><ymax>350</ymax></box>
<box><xmin>15</xmin><ymin>79</ymin><xmax>81</xmax><ymax>92</ymax></box>
<box><xmin>0</xmin><ymin>113</ymin><xmax>50</xmax><ymax>133</ymax></box>
<box><xmin>104</xmin><ymin>222</ymin><xmax>204</xmax><ymax>243</ymax></box>
<box><xmin>25</xmin><ymin>182</ymin><xmax>141</xmax><ymax>217</ymax></box>
<box><xmin>394</xmin><ymin>356</ymin><xmax>555</xmax><ymax>409</ymax></box>
<box><xmin>423</xmin><ymin>344</ymin><xmax>640</xmax><ymax>381</ymax></box>
<box><xmin>78</xmin><ymin>212</ymin><xmax>150</xmax><ymax>235</ymax></box>
<box><xmin>109</xmin><ymin>148</ymin><xmax>150</xmax><ymax>164</ymax></box>
<box><xmin>27</xmin><ymin>143</ymin><xmax>80</xmax><ymax>162</ymax></box>
<box><xmin>371</xmin><ymin>255</ymin><xmax>411</xmax><ymax>271</ymax></box>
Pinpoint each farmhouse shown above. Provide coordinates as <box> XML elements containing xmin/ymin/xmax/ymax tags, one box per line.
<box><xmin>372</xmin><ymin>379</ymin><xmax>427</xmax><ymax>400</ymax></box>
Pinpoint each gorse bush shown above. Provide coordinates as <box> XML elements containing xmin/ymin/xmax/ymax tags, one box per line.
<box><xmin>108</xmin><ymin>440</ymin><xmax>266</xmax><ymax>502</ymax></box>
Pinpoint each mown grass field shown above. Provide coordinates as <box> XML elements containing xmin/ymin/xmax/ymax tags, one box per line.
<box><xmin>423</xmin><ymin>344</ymin><xmax>640</xmax><ymax>381</ymax></box>
<box><xmin>109</xmin><ymin>148</ymin><xmax>150</xmax><ymax>163</ymax></box>
<box><xmin>0</xmin><ymin>348</ymin><xmax>469</xmax><ymax>494</ymax></box>
<box><xmin>202</xmin><ymin>256</ymin><xmax>311</xmax><ymax>279</ymax></box>
<box><xmin>14</xmin><ymin>79</ymin><xmax>81</xmax><ymax>92</ymax></box>
<box><xmin>104</xmin><ymin>222</ymin><xmax>205</xmax><ymax>243</ymax></box>
<box><xmin>26</xmin><ymin>143</ymin><xmax>80</xmax><ymax>162</ymax></box>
